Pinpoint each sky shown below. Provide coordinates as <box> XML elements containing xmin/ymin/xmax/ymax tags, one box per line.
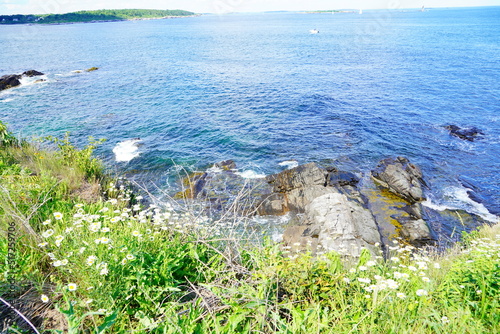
<box><xmin>1</xmin><ymin>0</ymin><xmax>498</xmax><ymax>15</ymax></box>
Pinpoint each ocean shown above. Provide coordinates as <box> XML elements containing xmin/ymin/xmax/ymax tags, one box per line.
<box><xmin>1</xmin><ymin>7</ymin><xmax>499</xmax><ymax>233</ymax></box>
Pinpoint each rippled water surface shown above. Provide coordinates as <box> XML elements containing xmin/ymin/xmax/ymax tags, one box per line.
<box><xmin>1</xmin><ymin>7</ymin><xmax>499</xmax><ymax>221</ymax></box>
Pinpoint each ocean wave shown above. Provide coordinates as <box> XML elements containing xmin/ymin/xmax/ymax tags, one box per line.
<box><xmin>278</xmin><ymin>160</ymin><xmax>299</xmax><ymax>169</ymax></box>
<box><xmin>113</xmin><ymin>139</ymin><xmax>142</xmax><ymax>162</ymax></box>
<box><xmin>0</xmin><ymin>98</ymin><xmax>14</xmax><ymax>103</ymax></box>
<box><xmin>18</xmin><ymin>75</ymin><xmax>48</xmax><ymax>86</ymax></box>
<box><xmin>422</xmin><ymin>186</ymin><xmax>499</xmax><ymax>223</ymax></box>
<box><xmin>235</xmin><ymin>170</ymin><xmax>266</xmax><ymax>179</ymax></box>
<box><xmin>55</xmin><ymin>70</ymin><xmax>83</xmax><ymax>77</ymax></box>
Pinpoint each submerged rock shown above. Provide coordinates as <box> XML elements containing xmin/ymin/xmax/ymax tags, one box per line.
<box><xmin>214</xmin><ymin>159</ymin><xmax>236</xmax><ymax>171</ymax></box>
<box><xmin>175</xmin><ymin>171</ymin><xmax>208</xmax><ymax>200</ymax></box>
<box><xmin>371</xmin><ymin>157</ymin><xmax>425</xmax><ymax>204</ymax></box>
<box><xmin>326</xmin><ymin>170</ymin><xmax>359</xmax><ymax>187</ymax></box>
<box><xmin>174</xmin><ymin>161</ymin><xmax>270</xmax><ymax>215</ymax></box>
<box><xmin>444</xmin><ymin>125</ymin><xmax>484</xmax><ymax>142</ymax></box>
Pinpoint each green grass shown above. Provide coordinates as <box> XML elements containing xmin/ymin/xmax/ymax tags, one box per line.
<box><xmin>0</xmin><ymin>120</ymin><xmax>499</xmax><ymax>333</ymax></box>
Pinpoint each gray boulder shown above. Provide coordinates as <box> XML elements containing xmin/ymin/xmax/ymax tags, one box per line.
<box><xmin>22</xmin><ymin>70</ymin><xmax>44</xmax><ymax>77</ymax></box>
<box><xmin>371</xmin><ymin>157</ymin><xmax>425</xmax><ymax>204</ymax></box>
<box><xmin>258</xmin><ymin>163</ymin><xmax>330</xmax><ymax>215</ymax></box>
<box><xmin>265</xmin><ymin>162</ymin><xmax>327</xmax><ymax>193</ymax></box>
<box><xmin>214</xmin><ymin>159</ymin><xmax>236</xmax><ymax>171</ymax></box>
<box><xmin>0</xmin><ymin>74</ymin><xmax>21</xmax><ymax>91</ymax></box>
<box><xmin>257</xmin><ymin>193</ymin><xmax>288</xmax><ymax>216</ymax></box>
<box><xmin>261</xmin><ymin>162</ymin><xmax>383</xmax><ymax>256</ymax></box>
<box><xmin>285</xmin><ymin>185</ymin><xmax>335</xmax><ymax>213</ymax></box>
<box><xmin>396</xmin><ymin>217</ymin><xmax>434</xmax><ymax>246</ymax></box>
<box><xmin>258</xmin><ymin>184</ymin><xmax>335</xmax><ymax>216</ymax></box>
<box><xmin>370</xmin><ymin>157</ymin><xmax>435</xmax><ymax>246</ymax></box>
<box><xmin>283</xmin><ymin>192</ymin><xmax>382</xmax><ymax>257</ymax></box>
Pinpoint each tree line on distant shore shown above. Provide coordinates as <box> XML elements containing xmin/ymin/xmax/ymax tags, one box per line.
<box><xmin>0</xmin><ymin>9</ymin><xmax>195</xmax><ymax>24</ymax></box>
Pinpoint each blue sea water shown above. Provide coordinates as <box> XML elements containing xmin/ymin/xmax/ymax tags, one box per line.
<box><xmin>1</xmin><ymin>7</ymin><xmax>499</xmax><ymax>224</ymax></box>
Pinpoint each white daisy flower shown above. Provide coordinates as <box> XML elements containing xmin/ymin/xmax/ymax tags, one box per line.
<box><xmin>416</xmin><ymin>289</ymin><xmax>428</xmax><ymax>296</ymax></box>
<box><xmin>42</xmin><ymin>229</ymin><xmax>54</xmax><ymax>238</ymax></box>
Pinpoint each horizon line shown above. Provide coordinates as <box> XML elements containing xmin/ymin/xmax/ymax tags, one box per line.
<box><xmin>1</xmin><ymin>5</ymin><xmax>498</xmax><ymax>16</ymax></box>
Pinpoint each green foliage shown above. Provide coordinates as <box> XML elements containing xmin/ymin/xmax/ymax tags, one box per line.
<box><xmin>0</xmin><ymin>127</ymin><xmax>106</xmax><ymax>243</ymax></box>
<box><xmin>0</xmin><ymin>120</ymin><xmax>18</xmax><ymax>147</ymax></box>
<box><xmin>56</xmin><ymin>297</ymin><xmax>117</xmax><ymax>334</ymax></box>
<box><xmin>44</xmin><ymin>133</ymin><xmax>105</xmax><ymax>179</ymax></box>
<box><xmin>438</xmin><ymin>237</ymin><xmax>500</xmax><ymax>329</ymax></box>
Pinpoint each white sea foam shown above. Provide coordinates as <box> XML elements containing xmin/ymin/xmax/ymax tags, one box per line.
<box><xmin>18</xmin><ymin>75</ymin><xmax>48</xmax><ymax>86</ymax></box>
<box><xmin>113</xmin><ymin>139</ymin><xmax>141</xmax><ymax>162</ymax></box>
<box><xmin>0</xmin><ymin>98</ymin><xmax>14</xmax><ymax>103</ymax></box>
<box><xmin>206</xmin><ymin>166</ymin><xmax>223</xmax><ymax>174</ymax></box>
<box><xmin>422</xmin><ymin>186</ymin><xmax>499</xmax><ymax>223</ymax></box>
<box><xmin>56</xmin><ymin>70</ymin><xmax>82</xmax><ymax>77</ymax></box>
<box><xmin>235</xmin><ymin>170</ymin><xmax>266</xmax><ymax>179</ymax></box>
<box><xmin>278</xmin><ymin>160</ymin><xmax>299</xmax><ymax>169</ymax></box>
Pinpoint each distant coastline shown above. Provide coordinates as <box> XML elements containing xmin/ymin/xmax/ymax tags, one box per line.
<box><xmin>304</xmin><ymin>10</ymin><xmax>355</xmax><ymax>14</ymax></box>
<box><xmin>0</xmin><ymin>9</ymin><xmax>197</xmax><ymax>25</ymax></box>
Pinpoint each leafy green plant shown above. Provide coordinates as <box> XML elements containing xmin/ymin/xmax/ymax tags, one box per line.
<box><xmin>44</xmin><ymin>133</ymin><xmax>106</xmax><ymax>179</ymax></box>
<box><xmin>56</xmin><ymin>297</ymin><xmax>117</xmax><ymax>334</ymax></box>
<box><xmin>0</xmin><ymin>120</ymin><xmax>18</xmax><ymax>147</ymax></box>
<box><xmin>438</xmin><ymin>237</ymin><xmax>500</xmax><ymax>328</ymax></box>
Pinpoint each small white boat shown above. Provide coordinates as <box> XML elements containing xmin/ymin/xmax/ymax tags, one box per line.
<box><xmin>309</xmin><ymin>29</ymin><xmax>319</xmax><ymax>34</ymax></box>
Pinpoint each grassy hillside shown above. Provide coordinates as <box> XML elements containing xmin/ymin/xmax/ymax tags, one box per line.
<box><xmin>0</xmin><ymin>9</ymin><xmax>195</xmax><ymax>25</ymax></box>
<box><xmin>0</xmin><ymin>120</ymin><xmax>499</xmax><ymax>333</ymax></box>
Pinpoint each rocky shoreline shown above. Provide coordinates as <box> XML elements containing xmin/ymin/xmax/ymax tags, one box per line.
<box><xmin>176</xmin><ymin>153</ymin><xmax>495</xmax><ymax>257</ymax></box>
<box><xmin>258</xmin><ymin>157</ymin><xmax>434</xmax><ymax>257</ymax></box>
<box><xmin>2</xmin><ymin>68</ymin><xmax>494</xmax><ymax>256</ymax></box>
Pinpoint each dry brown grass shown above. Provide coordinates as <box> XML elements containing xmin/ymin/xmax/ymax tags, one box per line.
<box><xmin>0</xmin><ymin>283</ymin><xmax>67</xmax><ymax>333</ymax></box>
